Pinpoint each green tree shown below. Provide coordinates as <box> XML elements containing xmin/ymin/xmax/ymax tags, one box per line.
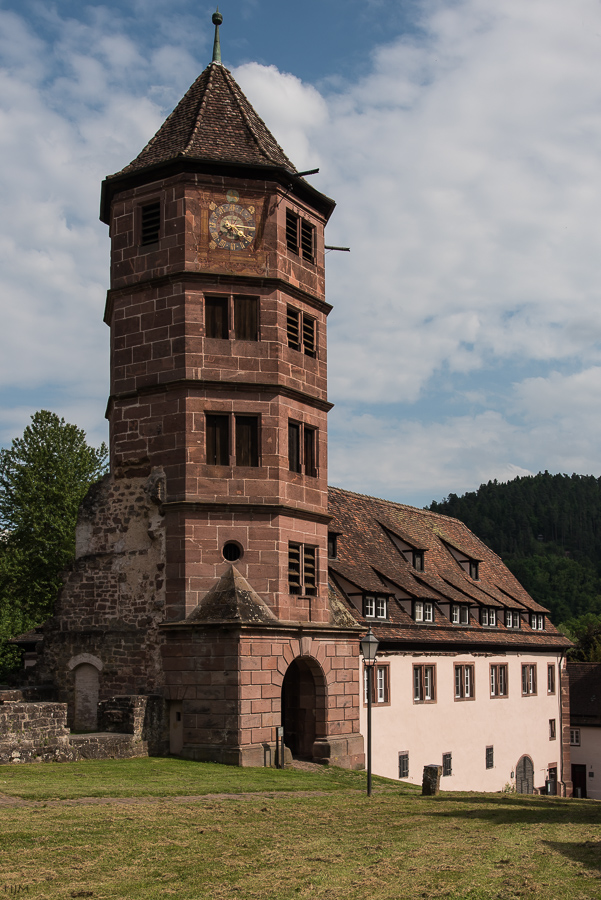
<box><xmin>557</xmin><ymin>613</ymin><xmax>601</xmax><ymax>662</ymax></box>
<box><xmin>0</xmin><ymin>411</ymin><xmax>108</xmax><ymax>679</ymax></box>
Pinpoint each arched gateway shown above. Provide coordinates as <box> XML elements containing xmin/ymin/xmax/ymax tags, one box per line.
<box><xmin>281</xmin><ymin>657</ymin><xmax>327</xmax><ymax>759</ymax></box>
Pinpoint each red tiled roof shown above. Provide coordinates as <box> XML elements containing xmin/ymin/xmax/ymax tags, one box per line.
<box><xmin>328</xmin><ymin>486</ymin><xmax>572</xmax><ymax>651</ymax></box>
<box><xmin>114</xmin><ymin>63</ymin><xmax>297</xmax><ymax>178</ymax></box>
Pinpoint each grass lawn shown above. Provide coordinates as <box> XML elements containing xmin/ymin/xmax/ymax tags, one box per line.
<box><xmin>1</xmin><ymin>758</ymin><xmax>600</xmax><ymax>900</ymax></box>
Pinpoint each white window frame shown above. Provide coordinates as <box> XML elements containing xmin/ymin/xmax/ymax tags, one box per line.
<box><xmin>415</xmin><ymin>600</ymin><xmax>424</xmax><ymax>622</ymax></box>
<box><xmin>424</xmin><ymin>601</ymin><xmax>434</xmax><ymax>623</ymax></box>
<box><xmin>570</xmin><ymin>728</ymin><xmax>581</xmax><ymax>746</ymax></box>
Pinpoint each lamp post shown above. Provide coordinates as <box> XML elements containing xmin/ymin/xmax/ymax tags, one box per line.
<box><xmin>360</xmin><ymin>627</ymin><xmax>380</xmax><ymax>797</ymax></box>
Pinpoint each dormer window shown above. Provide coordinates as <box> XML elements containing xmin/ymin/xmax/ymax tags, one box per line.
<box><xmin>327</xmin><ymin>533</ymin><xmax>338</xmax><ymax>559</ymax></box>
<box><xmin>530</xmin><ymin>613</ymin><xmax>545</xmax><ymax>631</ymax></box>
<box><xmin>469</xmin><ymin>561</ymin><xmax>479</xmax><ymax>580</ymax></box>
<box><xmin>481</xmin><ymin>607</ymin><xmax>497</xmax><ymax>627</ymax></box>
<box><xmin>413</xmin><ymin>551</ymin><xmax>424</xmax><ymax>572</ymax></box>
<box><xmin>451</xmin><ymin>605</ymin><xmax>470</xmax><ymax>625</ymax></box>
<box><xmin>414</xmin><ymin>600</ymin><xmax>434</xmax><ymax>623</ymax></box>
<box><xmin>505</xmin><ymin>610</ymin><xmax>521</xmax><ymax>629</ymax></box>
<box><xmin>364</xmin><ymin>594</ymin><xmax>387</xmax><ymax>619</ymax></box>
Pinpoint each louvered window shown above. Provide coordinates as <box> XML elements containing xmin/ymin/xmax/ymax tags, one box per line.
<box><xmin>141</xmin><ymin>201</ymin><xmax>160</xmax><ymax>246</ymax></box>
<box><xmin>288</xmin><ymin>543</ymin><xmax>317</xmax><ymax>596</ymax></box>
<box><xmin>486</xmin><ymin>746</ymin><xmax>494</xmax><ymax>769</ymax></box>
<box><xmin>287</xmin><ymin>306</ymin><xmax>316</xmax><ymax>358</ymax></box>
<box><xmin>288</xmin><ymin>543</ymin><xmax>302</xmax><ymax>594</ymax></box>
<box><xmin>301</xmin><ymin>220</ymin><xmax>315</xmax><ymax>262</ymax></box>
<box><xmin>234</xmin><ymin>296</ymin><xmax>258</xmax><ymax>340</ymax></box>
<box><xmin>287</xmin><ymin>307</ymin><xmax>301</xmax><ymax>351</ymax></box>
<box><xmin>235</xmin><ymin>416</ymin><xmax>259</xmax><ymax>467</ymax></box>
<box><xmin>286</xmin><ymin>209</ymin><xmax>299</xmax><ymax>253</ymax></box>
<box><xmin>206</xmin><ymin>415</ymin><xmax>229</xmax><ymax>466</ymax></box>
<box><xmin>206</xmin><ymin>296</ymin><xmax>229</xmax><ymax>339</ymax></box>
<box><xmin>288</xmin><ymin>422</ymin><xmax>301</xmax><ymax>473</ymax></box>
<box><xmin>398</xmin><ymin>752</ymin><xmax>409</xmax><ymax>779</ymax></box>
<box><xmin>442</xmin><ymin>753</ymin><xmax>452</xmax><ymax>777</ymax></box>
<box><xmin>302</xmin><ymin>314</ymin><xmax>316</xmax><ymax>357</ymax></box>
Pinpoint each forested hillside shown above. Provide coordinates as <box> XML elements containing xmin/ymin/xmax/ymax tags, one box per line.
<box><xmin>429</xmin><ymin>473</ymin><xmax>601</xmax><ymax>625</ymax></box>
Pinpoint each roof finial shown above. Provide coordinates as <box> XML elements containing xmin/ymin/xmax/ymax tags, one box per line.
<box><xmin>212</xmin><ymin>8</ymin><xmax>223</xmax><ymax>65</ymax></box>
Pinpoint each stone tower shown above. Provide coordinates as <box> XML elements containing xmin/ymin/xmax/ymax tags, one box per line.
<box><xmin>35</xmin><ymin>13</ymin><xmax>364</xmax><ymax>768</ymax></box>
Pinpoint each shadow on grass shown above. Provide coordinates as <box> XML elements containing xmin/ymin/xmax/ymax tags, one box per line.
<box><xmin>423</xmin><ymin>792</ymin><xmax>601</xmax><ymax>826</ymax></box>
<box><xmin>542</xmin><ymin>839</ymin><xmax>601</xmax><ymax>875</ymax></box>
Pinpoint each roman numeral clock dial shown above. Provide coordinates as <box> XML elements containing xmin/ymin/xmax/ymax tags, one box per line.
<box><xmin>209</xmin><ymin>190</ymin><xmax>256</xmax><ymax>251</ymax></box>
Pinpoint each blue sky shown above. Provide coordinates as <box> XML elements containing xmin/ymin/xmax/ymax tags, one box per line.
<box><xmin>2</xmin><ymin>0</ymin><xmax>601</xmax><ymax>507</ymax></box>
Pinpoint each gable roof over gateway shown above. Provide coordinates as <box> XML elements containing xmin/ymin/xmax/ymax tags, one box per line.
<box><xmin>328</xmin><ymin>486</ymin><xmax>571</xmax><ymax>651</ymax></box>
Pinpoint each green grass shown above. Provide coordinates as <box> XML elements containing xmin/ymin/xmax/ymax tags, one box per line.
<box><xmin>0</xmin><ymin>756</ymin><xmax>401</xmax><ymax>800</ymax></box>
<box><xmin>1</xmin><ymin>759</ymin><xmax>600</xmax><ymax>900</ymax></box>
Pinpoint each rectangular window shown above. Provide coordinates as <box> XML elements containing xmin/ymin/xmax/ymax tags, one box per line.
<box><xmin>469</xmin><ymin>560</ymin><xmax>479</xmax><ymax>580</ymax></box>
<box><xmin>286</xmin><ymin>209</ymin><xmax>300</xmax><ymax>254</ymax></box>
<box><xmin>486</xmin><ymin>746</ymin><xmax>494</xmax><ymax>769</ymax></box>
<box><xmin>454</xmin><ymin>664</ymin><xmax>475</xmax><ymax>700</ymax></box>
<box><xmin>461</xmin><ymin>606</ymin><xmax>469</xmax><ymax>625</ymax></box>
<box><xmin>206</xmin><ymin>415</ymin><xmax>229</xmax><ymax>466</ymax></box>
<box><xmin>570</xmin><ymin>728</ymin><xmax>581</xmax><ymax>746</ymax></box>
<box><xmin>549</xmin><ymin>719</ymin><xmax>556</xmax><ymax>740</ymax></box>
<box><xmin>414</xmin><ymin>665</ymin><xmax>436</xmax><ymax>702</ymax></box>
<box><xmin>363</xmin><ymin>664</ymin><xmax>389</xmax><ymax>704</ymax></box>
<box><xmin>288</xmin><ymin>543</ymin><xmax>317</xmax><ymax>596</ymax></box>
<box><xmin>442</xmin><ymin>753</ymin><xmax>452</xmax><ymax>777</ymax></box>
<box><xmin>522</xmin><ymin>664</ymin><xmax>537</xmax><ymax>696</ymax></box>
<box><xmin>288</xmin><ymin>422</ymin><xmax>301</xmax><ymax>473</ymax></box>
<box><xmin>286</xmin><ymin>306</ymin><xmax>301</xmax><ymax>350</ymax></box>
<box><xmin>206</xmin><ymin>296</ymin><xmax>229</xmax><ymax>339</ymax></box>
<box><xmin>415</xmin><ymin>600</ymin><xmax>424</xmax><ymax>622</ymax></box>
<box><xmin>398</xmin><ymin>752</ymin><xmax>409</xmax><ymax>779</ymax></box>
<box><xmin>452</xmin><ymin>605</ymin><xmax>460</xmax><ymax>624</ymax></box>
<box><xmin>489</xmin><ymin>608</ymin><xmax>496</xmax><ymax>626</ymax></box>
<box><xmin>288</xmin><ymin>421</ymin><xmax>318</xmax><ymax>476</ymax></box>
<box><xmin>140</xmin><ymin>201</ymin><xmax>161</xmax><ymax>245</ymax></box>
<box><xmin>424</xmin><ymin>601</ymin><xmax>434</xmax><ymax>623</ymax></box>
<box><xmin>233</xmin><ymin>296</ymin><xmax>258</xmax><ymax>340</ymax></box>
<box><xmin>235</xmin><ymin>416</ymin><xmax>259</xmax><ymax>467</ymax></box>
<box><xmin>301</xmin><ymin>219</ymin><xmax>315</xmax><ymax>262</ymax></box>
<box><xmin>287</xmin><ymin>305</ymin><xmax>316</xmax><ymax>357</ymax></box>
<box><xmin>413</xmin><ymin>551</ymin><xmax>424</xmax><ymax>572</ymax></box>
<box><xmin>327</xmin><ymin>533</ymin><xmax>338</xmax><ymax>559</ymax></box>
<box><xmin>304</xmin><ymin>427</ymin><xmax>316</xmax><ymax>477</ymax></box>
<box><xmin>531</xmin><ymin>613</ymin><xmax>545</xmax><ymax>631</ymax></box>
<box><xmin>364</xmin><ymin>595</ymin><xmax>387</xmax><ymax>619</ymax></box>
<box><xmin>452</xmin><ymin>605</ymin><xmax>469</xmax><ymax>624</ymax></box>
<box><xmin>547</xmin><ymin>664</ymin><xmax>556</xmax><ymax>694</ymax></box>
<box><xmin>481</xmin><ymin>607</ymin><xmax>488</xmax><ymax>626</ymax></box>
<box><xmin>490</xmin><ymin>664</ymin><xmax>508</xmax><ymax>697</ymax></box>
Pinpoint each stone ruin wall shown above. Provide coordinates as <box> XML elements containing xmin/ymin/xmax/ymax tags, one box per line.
<box><xmin>28</xmin><ymin>466</ymin><xmax>168</xmax><ymax>728</ymax></box>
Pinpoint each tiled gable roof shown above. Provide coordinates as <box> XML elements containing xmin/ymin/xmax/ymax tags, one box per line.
<box><xmin>114</xmin><ymin>63</ymin><xmax>297</xmax><ymax>177</ymax></box>
<box><xmin>328</xmin><ymin>486</ymin><xmax>571</xmax><ymax>650</ymax></box>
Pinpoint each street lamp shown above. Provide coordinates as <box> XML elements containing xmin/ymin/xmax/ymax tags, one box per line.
<box><xmin>360</xmin><ymin>627</ymin><xmax>380</xmax><ymax>797</ymax></box>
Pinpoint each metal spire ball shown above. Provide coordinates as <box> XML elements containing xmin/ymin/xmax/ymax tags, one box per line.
<box><xmin>212</xmin><ymin>8</ymin><xmax>223</xmax><ymax>64</ymax></box>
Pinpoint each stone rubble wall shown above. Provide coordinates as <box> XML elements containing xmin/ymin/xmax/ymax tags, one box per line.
<box><xmin>0</xmin><ymin>694</ymin><xmax>164</xmax><ymax>764</ymax></box>
<box><xmin>26</xmin><ymin>469</ymin><xmax>168</xmax><ymax>727</ymax></box>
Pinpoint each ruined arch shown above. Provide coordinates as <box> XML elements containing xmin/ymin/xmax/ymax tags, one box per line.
<box><xmin>281</xmin><ymin>655</ymin><xmax>327</xmax><ymax>760</ymax></box>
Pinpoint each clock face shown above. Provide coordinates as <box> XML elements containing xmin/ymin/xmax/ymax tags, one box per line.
<box><xmin>209</xmin><ymin>202</ymin><xmax>256</xmax><ymax>251</ymax></box>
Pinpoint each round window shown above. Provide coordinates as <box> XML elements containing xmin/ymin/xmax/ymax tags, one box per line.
<box><xmin>223</xmin><ymin>542</ymin><xmax>243</xmax><ymax>562</ymax></box>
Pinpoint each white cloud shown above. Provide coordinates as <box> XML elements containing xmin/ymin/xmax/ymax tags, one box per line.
<box><xmin>3</xmin><ymin>0</ymin><xmax>601</xmax><ymax>503</ymax></box>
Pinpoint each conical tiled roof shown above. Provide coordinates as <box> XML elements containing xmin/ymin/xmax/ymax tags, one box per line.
<box><xmin>116</xmin><ymin>62</ymin><xmax>297</xmax><ymax>177</ymax></box>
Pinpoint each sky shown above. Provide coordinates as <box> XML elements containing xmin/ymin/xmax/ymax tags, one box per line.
<box><xmin>1</xmin><ymin>0</ymin><xmax>601</xmax><ymax>508</ymax></box>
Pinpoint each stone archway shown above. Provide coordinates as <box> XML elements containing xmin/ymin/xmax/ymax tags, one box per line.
<box><xmin>281</xmin><ymin>656</ymin><xmax>327</xmax><ymax>760</ymax></box>
<box><xmin>68</xmin><ymin>655</ymin><xmax>103</xmax><ymax>732</ymax></box>
<box><xmin>516</xmin><ymin>755</ymin><xmax>534</xmax><ymax>794</ymax></box>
